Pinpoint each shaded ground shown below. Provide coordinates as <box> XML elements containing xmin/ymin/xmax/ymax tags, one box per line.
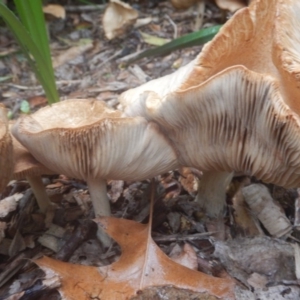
<box><xmin>1</xmin><ymin>1</ymin><xmax>300</xmax><ymax>299</ymax></box>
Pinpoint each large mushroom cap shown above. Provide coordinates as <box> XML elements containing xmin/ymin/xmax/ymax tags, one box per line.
<box><xmin>12</xmin><ymin>99</ymin><xmax>178</xmax><ymax>181</ymax></box>
<box><xmin>121</xmin><ymin>0</ymin><xmax>300</xmax><ymax>114</ymax></box>
<box><xmin>0</xmin><ymin>104</ymin><xmax>13</xmax><ymax>191</ymax></box>
<box><xmin>132</xmin><ymin>66</ymin><xmax>300</xmax><ymax>188</ymax></box>
<box><xmin>179</xmin><ymin>0</ymin><xmax>300</xmax><ymax>113</ymax></box>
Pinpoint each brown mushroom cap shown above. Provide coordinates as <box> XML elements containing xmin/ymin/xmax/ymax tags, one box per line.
<box><xmin>10</xmin><ymin>123</ymin><xmax>54</xmax><ymax>180</ymax></box>
<box><xmin>12</xmin><ymin>99</ymin><xmax>178</xmax><ymax>182</ymax></box>
<box><xmin>121</xmin><ymin>0</ymin><xmax>300</xmax><ymax>115</ymax></box>
<box><xmin>0</xmin><ymin>104</ymin><xmax>13</xmax><ymax>192</ymax></box>
<box><xmin>178</xmin><ymin>0</ymin><xmax>300</xmax><ymax>113</ymax></box>
<box><xmin>130</xmin><ymin>66</ymin><xmax>300</xmax><ymax>188</ymax></box>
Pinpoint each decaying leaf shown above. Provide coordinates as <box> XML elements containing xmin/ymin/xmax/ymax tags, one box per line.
<box><xmin>231</xmin><ymin>187</ymin><xmax>261</xmax><ymax>237</ymax></box>
<box><xmin>36</xmin><ymin>217</ymin><xmax>234</xmax><ymax>299</ymax></box>
<box><xmin>243</xmin><ymin>184</ymin><xmax>292</xmax><ymax>238</ymax></box>
<box><xmin>102</xmin><ymin>0</ymin><xmax>138</xmax><ymax>40</ymax></box>
<box><xmin>170</xmin><ymin>0</ymin><xmax>246</xmax><ymax>12</ymax></box>
<box><xmin>170</xmin><ymin>0</ymin><xmax>199</xmax><ymax>10</ymax></box>
<box><xmin>140</xmin><ymin>31</ymin><xmax>171</xmax><ymax>46</ymax></box>
<box><xmin>169</xmin><ymin>243</ymin><xmax>198</xmax><ymax>271</ymax></box>
<box><xmin>0</xmin><ymin>193</ymin><xmax>22</xmax><ymax>218</ymax></box>
<box><xmin>214</xmin><ymin>237</ymin><xmax>296</xmax><ymax>288</ymax></box>
<box><xmin>43</xmin><ymin>4</ymin><xmax>66</xmax><ymax>19</ymax></box>
<box><xmin>52</xmin><ymin>39</ymin><xmax>93</xmax><ymax>68</ymax></box>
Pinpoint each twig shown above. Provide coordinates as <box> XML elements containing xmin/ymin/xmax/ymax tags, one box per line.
<box><xmin>194</xmin><ymin>1</ymin><xmax>205</xmax><ymax>31</ymax></box>
<box><xmin>4</xmin><ymin>80</ymin><xmax>81</xmax><ymax>91</ymax></box>
<box><xmin>117</xmin><ymin>49</ymin><xmax>145</xmax><ymax>64</ymax></box>
<box><xmin>64</xmin><ymin>5</ymin><xmax>105</xmax><ymax>12</ymax></box>
<box><xmin>97</xmin><ymin>49</ymin><xmax>123</xmax><ymax>69</ymax></box>
<box><xmin>165</xmin><ymin>14</ymin><xmax>177</xmax><ymax>39</ymax></box>
<box><xmin>153</xmin><ymin>232</ymin><xmax>215</xmax><ymax>243</ymax></box>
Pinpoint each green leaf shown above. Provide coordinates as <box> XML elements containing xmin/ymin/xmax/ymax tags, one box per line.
<box><xmin>124</xmin><ymin>25</ymin><xmax>222</xmax><ymax>65</ymax></box>
<box><xmin>14</xmin><ymin>0</ymin><xmax>52</xmax><ymax>71</ymax></box>
<box><xmin>0</xmin><ymin>3</ymin><xmax>59</xmax><ymax>103</ymax></box>
<box><xmin>0</xmin><ymin>75</ymin><xmax>12</xmax><ymax>82</ymax></box>
<box><xmin>139</xmin><ymin>31</ymin><xmax>171</xmax><ymax>46</ymax></box>
<box><xmin>20</xmin><ymin>100</ymin><xmax>31</xmax><ymax>114</ymax></box>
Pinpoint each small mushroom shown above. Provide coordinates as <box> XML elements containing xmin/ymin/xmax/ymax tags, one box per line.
<box><xmin>0</xmin><ymin>104</ymin><xmax>13</xmax><ymax>193</ymax></box>
<box><xmin>10</xmin><ymin>127</ymin><xmax>55</xmax><ymax>213</ymax></box>
<box><xmin>12</xmin><ymin>99</ymin><xmax>178</xmax><ymax>242</ymax></box>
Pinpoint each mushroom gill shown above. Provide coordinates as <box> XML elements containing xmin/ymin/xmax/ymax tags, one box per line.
<box><xmin>134</xmin><ymin>66</ymin><xmax>300</xmax><ymax>190</ymax></box>
<box><xmin>120</xmin><ymin>0</ymin><xmax>300</xmax><ymax>216</ymax></box>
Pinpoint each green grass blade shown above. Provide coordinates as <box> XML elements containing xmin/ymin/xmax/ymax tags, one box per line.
<box><xmin>0</xmin><ymin>3</ymin><xmax>59</xmax><ymax>103</ymax></box>
<box><xmin>14</xmin><ymin>0</ymin><xmax>58</xmax><ymax>103</ymax></box>
<box><xmin>14</xmin><ymin>0</ymin><xmax>52</xmax><ymax>70</ymax></box>
<box><xmin>125</xmin><ymin>25</ymin><xmax>222</xmax><ymax>65</ymax></box>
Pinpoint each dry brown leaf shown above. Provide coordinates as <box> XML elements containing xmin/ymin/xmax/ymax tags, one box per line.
<box><xmin>170</xmin><ymin>243</ymin><xmax>198</xmax><ymax>271</ymax></box>
<box><xmin>36</xmin><ymin>217</ymin><xmax>235</xmax><ymax>299</ymax></box>
<box><xmin>232</xmin><ymin>189</ymin><xmax>260</xmax><ymax>236</ymax></box>
<box><xmin>43</xmin><ymin>4</ymin><xmax>66</xmax><ymax>19</ymax></box>
<box><xmin>243</xmin><ymin>184</ymin><xmax>292</xmax><ymax>238</ymax></box>
<box><xmin>102</xmin><ymin>0</ymin><xmax>138</xmax><ymax>40</ymax></box>
<box><xmin>179</xmin><ymin>167</ymin><xmax>198</xmax><ymax>195</ymax></box>
<box><xmin>170</xmin><ymin>0</ymin><xmax>199</xmax><ymax>9</ymax></box>
<box><xmin>0</xmin><ymin>194</ymin><xmax>22</xmax><ymax>218</ymax></box>
<box><xmin>52</xmin><ymin>40</ymin><xmax>93</xmax><ymax>68</ymax></box>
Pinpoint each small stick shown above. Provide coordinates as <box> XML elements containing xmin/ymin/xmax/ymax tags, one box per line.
<box><xmin>165</xmin><ymin>14</ymin><xmax>177</xmax><ymax>39</ymax></box>
<box><xmin>153</xmin><ymin>232</ymin><xmax>215</xmax><ymax>243</ymax></box>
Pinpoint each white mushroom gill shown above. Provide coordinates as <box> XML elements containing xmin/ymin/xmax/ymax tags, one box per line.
<box><xmin>120</xmin><ymin>0</ymin><xmax>300</xmax><ymax>217</ymax></box>
<box><xmin>133</xmin><ymin>66</ymin><xmax>300</xmax><ymax>189</ymax></box>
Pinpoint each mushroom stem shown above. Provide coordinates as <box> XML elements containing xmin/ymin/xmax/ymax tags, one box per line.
<box><xmin>87</xmin><ymin>178</ymin><xmax>112</xmax><ymax>248</ymax></box>
<box><xmin>195</xmin><ymin>171</ymin><xmax>233</xmax><ymax>217</ymax></box>
<box><xmin>26</xmin><ymin>175</ymin><xmax>51</xmax><ymax>214</ymax></box>
<box><xmin>87</xmin><ymin>178</ymin><xmax>111</xmax><ymax>217</ymax></box>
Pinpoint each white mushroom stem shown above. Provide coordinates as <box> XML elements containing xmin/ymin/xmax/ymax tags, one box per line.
<box><xmin>195</xmin><ymin>171</ymin><xmax>233</xmax><ymax>217</ymax></box>
<box><xmin>87</xmin><ymin>178</ymin><xmax>111</xmax><ymax>217</ymax></box>
<box><xmin>87</xmin><ymin>178</ymin><xmax>112</xmax><ymax>248</ymax></box>
<box><xmin>26</xmin><ymin>175</ymin><xmax>51</xmax><ymax>214</ymax></box>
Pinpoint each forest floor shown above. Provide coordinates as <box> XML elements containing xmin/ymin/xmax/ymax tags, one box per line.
<box><xmin>0</xmin><ymin>1</ymin><xmax>300</xmax><ymax>299</ymax></box>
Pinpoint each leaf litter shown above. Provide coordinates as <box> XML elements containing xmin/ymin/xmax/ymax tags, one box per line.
<box><xmin>1</xmin><ymin>1</ymin><xmax>300</xmax><ymax>299</ymax></box>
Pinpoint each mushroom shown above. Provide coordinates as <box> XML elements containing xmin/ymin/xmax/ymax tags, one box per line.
<box><xmin>10</xmin><ymin>126</ymin><xmax>55</xmax><ymax>213</ymax></box>
<box><xmin>120</xmin><ymin>0</ymin><xmax>300</xmax><ymax>216</ymax></box>
<box><xmin>123</xmin><ymin>66</ymin><xmax>300</xmax><ymax>213</ymax></box>
<box><xmin>0</xmin><ymin>104</ymin><xmax>13</xmax><ymax>193</ymax></box>
<box><xmin>11</xmin><ymin>99</ymin><xmax>178</xmax><ymax>242</ymax></box>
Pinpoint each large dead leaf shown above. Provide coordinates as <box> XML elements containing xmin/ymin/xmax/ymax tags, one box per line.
<box><xmin>36</xmin><ymin>217</ymin><xmax>234</xmax><ymax>299</ymax></box>
<box><xmin>43</xmin><ymin>4</ymin><xmax>66</xmax><ymax>19</ymax></box>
